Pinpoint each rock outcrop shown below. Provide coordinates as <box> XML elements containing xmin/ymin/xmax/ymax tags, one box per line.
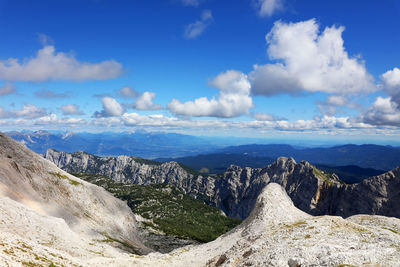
<box><xmin>46</xmin><ymin>149</ymin><xmax>400</xmax><ymax>220</ymax></box>
<box><xmin>0</xmin><ymin>132</ymin><xmax>150</xmax><ymax>266</ymax></box>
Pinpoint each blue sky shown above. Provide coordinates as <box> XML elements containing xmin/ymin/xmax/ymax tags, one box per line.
<box><xmin>1</xmin><ymin>0</ymin><xmax>400</xmax><ymax>141</ymax></box>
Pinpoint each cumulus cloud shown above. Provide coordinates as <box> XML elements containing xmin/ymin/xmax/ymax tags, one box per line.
<box><xmin>35</xmin><ymin>89</ymin><xmax>71</xmax><ymax>99</ymax></box>
<box><xmin>61</xmin><ymin>104</ymin><xmax>84</xmax><ymax>115</ymax></box>
<box><xmin>0</xmin><ymin>104</ymin><xmax>47</xmax><ymax>119</ymax></box>
<box><xmin>0</xmin><ymin>82</ymin><xmax>16</xmax><ymax>96</ymax></box>
<box><xmin>93</xmin><ymin>97</ymin><xmax>125</xmax><ymax>117</ymax></box>
<box><xmin>360</xmin><ymin>67</ymin><xmax>400</xmax><ymax>126</ymax></box>
<box><xmin>0</xmin><ymin>45</ymin><xmax>123</xmax><ymax>82</ymax></box>
<box><xmin>184</xmin><ymin>10</ymin><xmax>213</xmax><ymax>39</ymax></box>
<box><xmin>381</xmin><ymin>67</ymin><xmax>400</xmax><ymax>101</ymax></box>
<box><xmin>116</xmin><ymin>86</ymin><xmax>139</xmax><ymax>98</ymax></box>
<box><xmin>14</xmin><ymin>104</ymin><xmax>48</xmax><ymax>119</ymax></box>
<box><xmin>250</xmin><ymin>19</ymin><xmax>375</xmax><ymax>96</ymax></box>
<box><xmin>361</xmin><ymin>97</ymin><xmax>400</xmax><ymax>127</ymax></box>
<box><xmin>255</xmin><ymin>0</ymin><xmax>284</xmax><ymax>17</ymax></box>
<box><xmin>133</xmin><ymin>92</ymin><xmax>162</xmax><ymax>110</ymax></box>
<box><xmin>168</xmin><ymin>70</ymin><xmax>253</xmax><ymax>118</ymax></box>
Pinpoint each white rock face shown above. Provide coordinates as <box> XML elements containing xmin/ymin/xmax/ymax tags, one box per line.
<box><xmin>0</xmin><ymin>132</ymin><xmax>150</xmax><ymax>265</ymax></box>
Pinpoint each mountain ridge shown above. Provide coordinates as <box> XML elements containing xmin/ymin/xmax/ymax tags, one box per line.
<box><xmin>46</xmin><ymin>148</ymin><xmax>400</xmax><ymax>220</ymax></box>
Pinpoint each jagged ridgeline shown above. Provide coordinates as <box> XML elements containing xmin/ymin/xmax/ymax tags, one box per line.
<box><xmin>46</xmin><ymin>149</ymin><xmax>400</xmax><ymax>221</ymax></box>
<box><xmin>72</xmin><ymin>172</ymin><xmax>241</xmax><ymax>245</ymax></box>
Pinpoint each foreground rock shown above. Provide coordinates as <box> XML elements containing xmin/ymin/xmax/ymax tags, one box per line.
<box><xmin>46</xmin><ymin>149</ymin><xmax>400</xmax><ymax>220</ymax></box>
<box><xmin>0</xmin><ymin>132</ymin><xmax>150</xmax><ymax>266</ymax></box>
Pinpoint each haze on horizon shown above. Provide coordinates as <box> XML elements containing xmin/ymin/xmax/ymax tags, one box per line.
<box><xmin>1</xmin><ymin>0</ymin><xmax>400</xmax><ymax>143</ymax></box>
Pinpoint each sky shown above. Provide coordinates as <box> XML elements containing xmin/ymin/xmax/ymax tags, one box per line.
<box><xmin>1</xmin><ymin>0</ymin><xmax>400</xmax><ymax>142</ymax></box>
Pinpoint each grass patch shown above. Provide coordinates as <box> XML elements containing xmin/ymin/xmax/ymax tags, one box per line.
<box><xmin>49</xmin><ymin>172</ymin><xmax>82</xmax><ymax>186</ymax></box>
<box><xmin>292</xmin><ymin>221</ymin><xmax>307</xmax><ymax>227</ymax></box>
<box><xmin>383</xmin><ymin>227</ymin><xmax>399</xmax><ymax>235</ymax></box>
<box><xmin>312</xmin><ymin>167</ymin><xmax>338</xmax><ymax>185</ymax></box>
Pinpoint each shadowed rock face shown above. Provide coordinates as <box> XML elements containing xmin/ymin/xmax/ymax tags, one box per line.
<box><xmin>46</xmin><ymin>148</ymin><xmax>400</xmax><ymax>220</ymax></box>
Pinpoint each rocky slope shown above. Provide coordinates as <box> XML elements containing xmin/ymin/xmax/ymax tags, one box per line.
<box><xmin>46</xmin><ymin>149</ymin><xmax>400</xmax><ymax>220</ymax></box>
<box><xmin>0</xmin><ymin>132</ymin><xmax>150</xmax><ymax>266</ymax></box>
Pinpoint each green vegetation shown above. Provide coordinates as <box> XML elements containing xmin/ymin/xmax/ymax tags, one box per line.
<box><xmin>49</xmin><ymin>172</ymin><xmax>82</xmax><ymax>186</ymax></box>
<box><xmin>383</xmin><ymin>227</ymin><xmax>400</xmax><ymax>235</ymax></box>
<box><xmin>73</xmin><ymin>173</ymin><xmax>241</xmax><ymax>242</ymax></box>
<box><xmin>130</xmin><ymin>156</ymin><xmax>162</xmax><ymax>166</ymax></box>
<box><xmin>312</xmin><ymin>167</ymin><xmax>340</xmax><ymax>185</ymax></box>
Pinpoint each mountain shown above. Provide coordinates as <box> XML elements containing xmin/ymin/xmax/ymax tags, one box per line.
<box><xmin>218</xmin><ymin>143</ymin><xmax>400</xmax><ymax>170</ymax></box>
<box><xmin>156</xmin><ymin>153</ymin><xmax>385</xmax><ymax>182</ymax></box>
<box><xmin>156</xmin><ymin>153</ymin><xmax>275</xmax><ymax>174</ymax></box>
<box><xmin>315</xmin><ymin>164</ymin><xmax>386</xmax><ymax>183</ymax></box>
<box><xmin>0</xmin><ymin>132</ymin><xmax>152</xmax><ymax>265</ymax></box>
<box><xmin>46</xmin><ymin>149</ymin><xmax>400</xmax><ymax>221</ymax></box>
<box><xmin>6</xmin><ymin>130</ymin><xmax>218</xmax><ymax>158</ymax></box>
<box><xmin>2</xmin><ymin>132</ymin><xmax>400</xmax><ymax>266</ymax></box>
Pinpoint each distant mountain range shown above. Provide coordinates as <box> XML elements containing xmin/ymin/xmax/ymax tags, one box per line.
<box><xmin>7</xmin><ymin>130</ymin><xmax>400</xmax><ymax>171</ymax></box>
<box><xmin>216</xmin><ymin>144</ymin><xmax>400</xmax><ymax>171</ymax></box>
<box><xmin>5</xmin><ymin>130</ymin><xmax>219</xmax><ymax>158</ymax></box>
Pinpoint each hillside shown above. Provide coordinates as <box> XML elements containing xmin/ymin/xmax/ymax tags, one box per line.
<box><xmin>73</xmin><ymin>172</ymin><xmax>241</xmax><ymax>249</ymax></box>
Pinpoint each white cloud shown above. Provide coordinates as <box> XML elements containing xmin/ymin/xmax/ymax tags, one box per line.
<box><xmin>0</xmin><ymin>45</ymin><xmax>123</xmax><ymax>82</ymax></box>
<box><xmin>61</xmin><ymin>104</ymin><xmax>84</xmax><ymax>115</ymax></box>
<box><xmin>168</xmin><ymin>70</ymin><xmax>253</xmax><ymax>118</ymax></box>
<box><xmin>116</xmin><ymin>86</ymin><xmax>138</xmax><ymax>98</ymax></box>
<box><xmin>94</xmin><ymin>97</ymin><xmax>124</xmax><ymax>117</ymax></box>
<box><xmin>256</xmin><ymin>0</ymin><xmax>284</xmax><ymax>17</ymax></box>
<box><xmin>381</xmin><ymin>68</ymin><xmax>400</xmax><ymax>92</ymax></box>
<box><xmin>133</xmin><ymin>92</ymin><xmax>162</xmax><ymax>110</ymax></box>
<box><xmin>180</xmin><ymin>0</ymin><xmax>201</xmax><ymax>7</ymax></box>
<box><xmin>359</xmin><ymin>68</ymin><xmax>400</xmax><ymax>127</ymax></box>
<box><xmin>250</xmin><ymin>19</ymin><xmax>375</xmax><ymax>96</ymax></box>
<box><xmin>0</xmin><ymin>82</ymin><xmax>16</xmax><ymax>96</ymax></box>
<box><xmin>361</xmin><ymin>96</ymin><xmax>400</xmax><ymax>127</ymax></box>
<box><xmin>381</xmin><ymin>68</ymin><xmax>400</xmax><ymax>102</ymax></box>
<box><xmin>14</xmin><ymin>104</ymin><xmax>47</xmax><ymax>119</ymax></box>
<box><xmin>34</xmin><ymin>114</ymin><xmax>86</xmax><ymax>126</ymax></box>
<box><xmin>184</xmin><ymin>10</ymin><xmax>213</xmax><ymax>39</ymax></box>
<box><xmin>0</xmin><ymin>104</ymin><xmax>47</xmax><ymax>119</ymax></box>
